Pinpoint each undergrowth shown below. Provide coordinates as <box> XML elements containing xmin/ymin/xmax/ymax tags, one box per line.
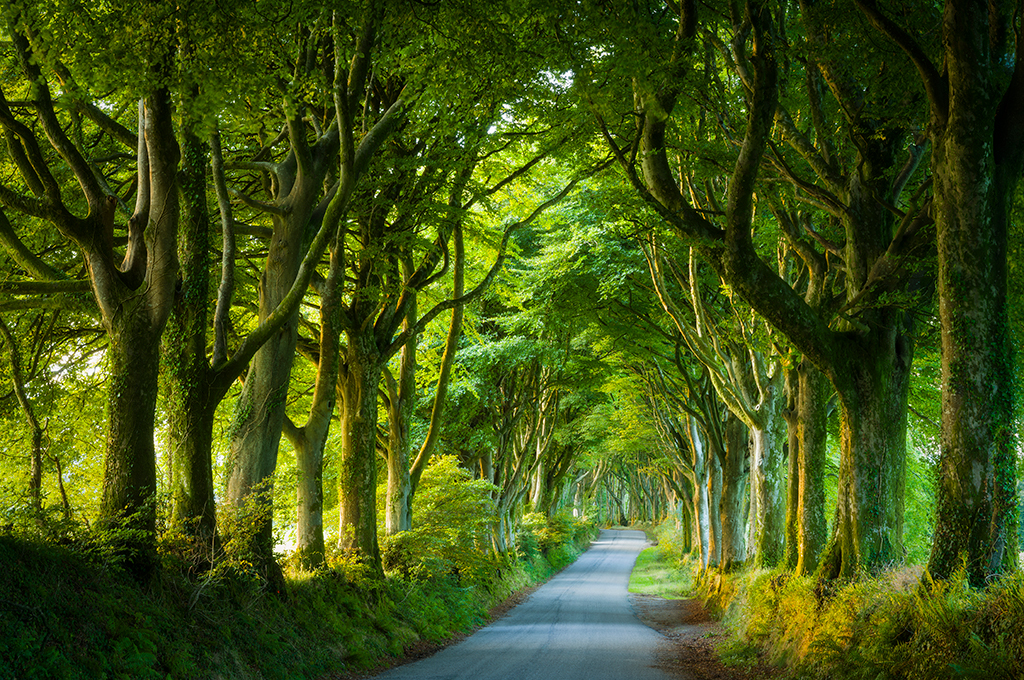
<box><xmin>702</xmin><ymin>563</ymin><xmax>1024</xmax><ymax>678</ymax></box>
<box><xmin>635</xmin><ymin>519</ymin><xmax>1024</xmax><ymax>679</ymax></box>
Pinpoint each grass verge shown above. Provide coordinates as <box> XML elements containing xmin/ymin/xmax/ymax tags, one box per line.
<box><xmin>0</xmin><ymin>518</ymin><xmax>598</xmax><ymax>680</ymax></box>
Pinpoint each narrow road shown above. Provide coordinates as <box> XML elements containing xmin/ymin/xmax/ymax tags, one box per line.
<box><xmin>374</xmin><ymin>529</ymin><xmax>684</xmax><ymax>680</ymax></box>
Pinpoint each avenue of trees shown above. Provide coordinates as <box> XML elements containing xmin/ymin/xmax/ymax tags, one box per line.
<box><xmin>1</xmin><ymin>0</ymin><xmax>1021</xmax><ymax>592</ymax></box>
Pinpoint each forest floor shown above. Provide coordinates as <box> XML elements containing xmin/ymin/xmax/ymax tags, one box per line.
<box><xmin>631</xmin><ymin>594</ymin><xmax>783</xmax><ymax>680</ymax></box>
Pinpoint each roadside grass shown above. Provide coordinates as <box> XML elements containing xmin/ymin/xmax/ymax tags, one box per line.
<box><xmin>628</xmin><ymin>543</ymin><xmax>695</xmax><ymax>599</ymax></box>
<box><xmin>0</xmin><ymin>515</ymin><xmax>598</xmax><ymax>680</ymax></box>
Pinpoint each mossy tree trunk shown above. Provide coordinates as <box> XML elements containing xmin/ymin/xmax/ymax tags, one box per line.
<box><xmin>793</xmin><ymin>359</ymin><xmax>829</xmax><ymax>576</ymax></box>
<box><xmin>337</xmin><ymin>327</ymin><xmax>385</xmax><ymax>572</ymax></box>
<box><xmin>96</xmin><ymin>91</ymin><xmax>179</xmax><ymax>577</ymax></box>
<box><xmin>165</xmin><ymin>129</ymin><xmax>217</xmax><ymax>545</ymax></box>
<box><xmin>383</xmin><ymin>292</ymin><xmax>417</xmax><ymax>536</ymax></box>
<box><xmin>819</xmin><ymin>326</ymin><xmax>913</xmax><ymax>579</ymax></box>
<box><xmin>719</xmin><ymin>412</ymin><xmax>748</xmax><ymax>572</ymax></box>
<box><xmin>855</xmin><ymin>0</ymin><xmax>1024</xmax><ymax>585</ymax></box>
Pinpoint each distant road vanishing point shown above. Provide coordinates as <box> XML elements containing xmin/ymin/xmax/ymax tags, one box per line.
<box><xmin>372</xmin><ymin>529</ymin><xmax>685</xmax><ymax>680</ymax></box>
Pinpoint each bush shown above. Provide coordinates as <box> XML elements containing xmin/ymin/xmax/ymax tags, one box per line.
<box><xmin>380</xmin><ymin>456</ymin><xmax>498</xmax><ymax>584</ymax></box>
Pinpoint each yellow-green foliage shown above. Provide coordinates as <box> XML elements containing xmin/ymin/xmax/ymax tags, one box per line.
<box><xmin>380</xmin><ymin>455</ymin><xmax>499</xmax><ymax>583</ymax></box>
<box><xmin>703</xmin><ymin>565</ymin><xmax>1024</xmax><ymax>679</ymax></box>
<box><xmin>517</xmin><ymin>512</ymin><xmax>599</xmax><ymax>575</ymax></box>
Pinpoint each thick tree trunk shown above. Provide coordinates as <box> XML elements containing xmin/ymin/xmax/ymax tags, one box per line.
<box><xmin>97</xmin><ymin>91</ymin><xmax>178</xmax><ymax>579</ymax></box>
<box><xmin>337</xmin><ymin>328</ymin><xmax>384</xmax><ymax>574</ymax></box>
<box><xmin>819</xmin><ymin>328</ymin><xmax>912</xmax><ymax>579</ymax></box>
<box><xmin>926</xmin><ymin>2</ymin><xmax>1020</xmax><ymax>583</ymax></box>
<box><xmin>100</xmin><ymin>315</ymin><xmax>161</xmax><ymax>571</ymax></box>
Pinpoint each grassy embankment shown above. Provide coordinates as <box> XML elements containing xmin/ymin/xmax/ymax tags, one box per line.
<box><xmin>628</xmin><ymin>521</ymin><xmax>1024</xmax><ymax>679</ymax></box>
<box><xmin>0</xmin><ymin>457</ymin><xmax>598</xmax><ymax>680</ymax></box>
<box><xmin>0</xmin><ymin>515</ymin><xmax>596</xmax><ymax>680</ymax></box>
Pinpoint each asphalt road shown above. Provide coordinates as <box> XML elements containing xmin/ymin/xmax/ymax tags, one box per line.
<box><xmin>373</xmin><ymin>529</ymin><xmax>679</xmax><ymax>680</ymax></box>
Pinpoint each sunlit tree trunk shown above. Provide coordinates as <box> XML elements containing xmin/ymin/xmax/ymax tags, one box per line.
<box><xmin>384</xmin><ymin>293</ymin><xmax>417</xmax><ymax>535</ymax></box>
<box><xmin>794</xmin><ymin>360</ymin><xmax>829</xmax><ymax>576</ymax></box>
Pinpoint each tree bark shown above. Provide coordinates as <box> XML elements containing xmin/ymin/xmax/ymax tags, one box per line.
<box><xmin>337</xmin><ymin>327</ymin><xmax>385</xmax><ymax>573</ymax></box>
<box><xmin>719</xmin><ymin>412</ymin><xmax>748</xmax><ymax>571</ymax></box>
<box><xmin>819</xmin><ymin>326</ymin><xmax>912</xmax><ymax>579</ymax></box>
<box><xmin>165</xmin><ymin>129</ymin><xmax>217</xmax><ymax>546</ymax></box>
<box><xmin>384</xmin><ymin>293</ymin><xmax>417</xmax><ymax>535</ymax></box>
<box><xmin>922</xmin><ymin>0</ymin><xmax>1023</xmax><ymax>585</ymax></box>
<box><xmin>793</xmin><ymin>359</ymin><xmax>829</xmax><ymax>576</ymax></box>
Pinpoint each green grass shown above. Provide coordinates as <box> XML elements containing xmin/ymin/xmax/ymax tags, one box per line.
<box><xmin>0</xmin><ymin>517</ymin><xmax>599</xmax><ymax>680</ymax></box>
<box><xmin>628</xmin><ymin>545</ymin><xmax>694</xmax><ymax>599</ymax></box>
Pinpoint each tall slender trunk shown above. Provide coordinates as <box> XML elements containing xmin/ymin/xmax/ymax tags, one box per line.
<box><xmin>166</xmin><ymin>130</ymin><xmax>217</xmax><ymax>545</ymax></box>
<box><xmin>384</xmin><ymin>295</ymin><xmax>417</xmax><ymax>535</ymax></box>
<box><xmin>97</xmin><ymin>91</ymin><xmax>179</xmax><ymax>578</ymax></box>
<box><xmin>0</xmin><ymin>317</ymin><xmax>44</xmax><ymax>513</ymax></box>
<box><xmin>690</xmin><ymin>418</ymin><xmax>712</xmax><ymax>570</ymax></box>
<box><xmin>719</xmin><ymin>413</ymin><xmax>748</xmax><ymax>571</ymax></box>
<box><xmin>224</xmin><ymin>181</ymin><xmax>315</xmax><ymax>576</ymax></box>
<box><xmin>794</xmin><ymin>359</ymin><xmax>829</xmax><ymax>576</ymax></box>
<box><xmin>708</xmin><ymin>452</ymin><xmax>722</xmax><ymax>567</ymax></box>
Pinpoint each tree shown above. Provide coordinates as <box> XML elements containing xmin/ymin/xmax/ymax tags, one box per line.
<box><xmin>567</xmin><ymin>0</ymin><xmax>935</xmax><ymax>578</ymax></box>
<box><xmin>1</xmin><ymin>6</ymin><xmax>181</xmax><ymax>574</ymax></box>
<box><xmin>855</xmin><ymin>0</ymin><xmax>1023</xmax><ymax>585</ymax></box>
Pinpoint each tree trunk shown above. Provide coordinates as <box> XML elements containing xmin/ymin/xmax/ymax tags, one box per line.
<box><xmin>224</xmin><ymin>195</ymin><xmax>310</xmax><ymax>576</ymax></box>
<box><xmin>719</xmin><ymin>413</ymin><xmax>748</xmax><ymax>571</ymax></box>
<box><xmin>746</xmin><ymin>386</ymin><xmax>787</xmax><ymax>568</ymax></box>
<box><xmin>689</xmin><ymin>418</ymin><xmax>712</xmax><ymax>570</ymax></box>
<box><xmin>708</xmin><ymin>452</ymin><xmax>723</xmax><ymax>567</ymax></box>
<box><xmin>794</xmin><ymin>359</ymin><xmax>829</xmax><ymax>576</ymax></box>
<box><xmin>783</xmin><ymin>368</ymin><xmax>800</xmax><ymax>570</ymax></box>
<box><xmin>337</xmin><ymin>327</ymin><xmax>384</xmax><ymax>574</ymax></box>
<box><xmin>926</xmin><ymin>28</ymin><xmax>1020</xmax><ymax>584</ymax></box>
<box><xmin>100</xmin><ymin>313</ymin><xmax>161</xmax><ymax>571</ymax></box>
<box><xmin>384</xmin><ymin>295</ymin><xmax>417</xmax><ymax>535</ymax></box>
<box><xmin>166</xmin><ymin>129</ymin><xmax>217</xmax><ymax>545</ymax></box>
<box><xmin>0</xmin><ymin>316</ymin><xmax>44</xmax><ymax>514</ymax></box>
<box><xmin>97</xmin><ymin>91</ymin><xmax>179</xmax><ymax>579</ymax></box>
<box><xmin>819</xmin><ymin>328</ymin><xmax>912</xmax><ymax>579</ymax></box>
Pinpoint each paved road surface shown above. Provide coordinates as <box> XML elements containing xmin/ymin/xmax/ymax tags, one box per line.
<box><xmin>374</xmin><ymin>529</ymin><xmax>679</xmax><ymax>680</ymax></box>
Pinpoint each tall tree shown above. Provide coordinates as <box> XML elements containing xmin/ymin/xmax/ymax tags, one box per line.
<box><xmin>1</xmin><ymin>8</ymin><xmax>181</xmax><ymax>574</ymax></box>
<box><xmin>855</xmin><ymin>0</ymin><xmax>1024</xmax><ymax>585</ymax></box>
<box><xmin>571</xmin><ymin>0</ymin><xmax>933</xmax><ymax>577</ymax></box>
